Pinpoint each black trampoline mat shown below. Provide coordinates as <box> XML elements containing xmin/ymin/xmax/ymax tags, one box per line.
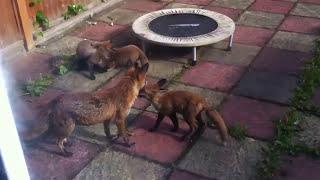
<box><xmin>149</xmin><ymin>13</ymin><xmax>218</xmax><ymax>38</ymax></box>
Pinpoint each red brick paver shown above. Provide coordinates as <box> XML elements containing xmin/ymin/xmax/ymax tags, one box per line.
<box><xmin>115</xmin><ymin>111</ymin><xmax>189</xmax><ymax>163</ymax></box>
<box><xmin>175</xmin><ymin>0</ymin><xmax>212</xmax><ymax>6</ymax></box>
<box><xmin>180</xmin><ymin>62</ymin><xmax>245</xmax><ymax>92</ymax></box>
<box><xmin>221</xmin><ymin>95</ymin><xmax>287</xmax><ymax>140</ymax></box>
<box><xmin>234</xmin><ymin>26</ymin><xmax>274</xmax><ymax>46</ymax></box>
<box><xmin>205</xmin><ymin>6</ymin><xmax>242</xmax><ymax>20</ymax></box>
<box><xmin>279</xmin><ymin>15</ymin><xmax>320</xmax><ymax>34</ymax></box>
<box><xmin>249</xmin><ymin>0</ymin><xmax>294</xmax><ymax>14</ymax></box>
<box><xmin>121</xmin><ymin>0</ymin><xmax>167</xmax><ymax>12</ymax></box>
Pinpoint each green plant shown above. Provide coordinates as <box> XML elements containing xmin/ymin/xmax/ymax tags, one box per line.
<box><xmin>35</xmin><ymin>10</ymin><xmax>49</xmax><ymax>30</ymax></box>
<box><xmin>256</xmin><ymin>39</ymin><xmax>320</xmax><ymax>180</ymax></box>
<box><xmin>228</xmin><ymin>124</ymin><xmax>247</xmax><ymax>141</ymax></box>
<box><xmin>24</xmin><ymin>74</ymin><xmax>54</xmax><ymax>96</ymax></box>
<box><xmin>63</xmin><ymin>4</ymin><xmax>85</xmax><ymax>20</ymax></box>
<box><xmin>29</xmin><ymin>0</ymin><xmax>43</xmax><ymax>7</ymax></box>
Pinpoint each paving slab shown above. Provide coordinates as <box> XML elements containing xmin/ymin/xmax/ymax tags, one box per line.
<box><xmin>52</xmin><ymin>69</ymin><xmax>119</xmax><ymax>92</ymax></box>
<box><xmin>273</xmin><ymin>155</ymin><xmax>320</xmax><ymax>180</ymax></box>
<box><xmin>115</xmin><ymin>111</ymin><xmax>189</xmax><ymax>163</ymax></box>
<box><xmin>249</xmin><ymin>0</ymin><xmax>294</xmax><ymax>14</ymax></box>
<box><xmin>238</xmin><ymin>11</ymin><xmax>285</xmax><ymax>29</ymax></box>
<box><xmin>32</xmin><ymin>35</ymin><xmax>83</xmax><ymax>56</ymax></box>
<box><xmin>72</xmin><ymin>21</ymin><xmax>127</xmax><ymax>41</ymax></box>
<box><xmin>164</xmin><ymin>2</ymin><xmax>202</xmax><ymax>9</ymax></box>
<box><xmin>169</xmin><ymin>170</ymin><xmax>213</xmax><ymax>180</ymax></box>
<box><xmin>73</xmin><ymin>108</ymin><xmax>142</xmax><ymax>145</ymax></box>
<box><xmin>148</xmin><ymin>60</ymin><xmax>184</xmax><ymax>80</ymax></box>
<box><xmin>6</xmin><ymin>52</ymin><xmax>54</xmax><ymax>83</ymax></box>
<box><xmin>234</xmin><ymin>26</ymin><xmax>274</xmax><ymax>46</ymax></box>
<box><xmin>233</xmin><ymin>71</ymin><xmax>298</xmax><ymax>104</ymax></box>
<box><xmin>220</xmin><ymin>95</ymin><xmax>287</xmax><ymax>140</ymax></box>
<box><xmin>174</xmin><ymin>0</ymin><xmax>211</xmax><ymax>6</ymax></box>
<box><xmin>179</xmin><ymin>61</ymin><xmax>245</xmax><ymax>92</ymax></box>
<box><xmin>147</xmin><ymin>45</ymin><xmax>192</xmax><ymax>61</ymax></box>
<box><xmin>200</xmin><ymin>43</ymin><xmax>261</xmax><ymax>67</ymax></box>
<box><xmin>279</xmin><ymin>15</ymin><xmax>320</xmax><ymax>34</ymax></box>
<box><xmin>300</xmin><ymin>0</ymin><xmax>320</xmax><ymax>4</ymax></box>
<box><xmin>210</xmin><ymin>0</ymin><xmax>255</xmax><ymax>10</ymax></box>
<box><xmin>294</xmin><ymin>114</ymin><xmax>320</xmax><ymax>149</ymax></box>
<box><xmin>251</xmin><ymin>47</ymin><xmax>311</xmax><ymax>75</ymax></box>
<box><xmin>291</xmin><ymin>3</ymin><xmax>320</xmax><ymax>18</ymax></box>
<box><xmin>73</xmin><ymin>148</ymin><xmax>170</xmax><ymax>180</ymax></box>
<box><xmin>121</xmin><ymin>0</ymin><xmax>168</xmax><ymax>12</ymax></box>
<box><xmin>24</xmin><ymin>138</ymin><xmax>100</xmax><ymax>180</ymax></box>
<box><xmin>268</xmin><ymin>31</ymin><xmax>319</xmax><ymax>53</ymax></box>
<box><xmin>97</xmin><ymin>8</ymin><xmax>145</xmax><ymax>25</ymax></box>
<box><xmin>178</xmin><ymin>129</ymin><xmax>266</xmax><ymax>180</ymax></box>
<box><xmin>312</xmin><ymin>87</ymin><xmax>320</xmax><ymax>107</ymax></box>
<box><xmin>205</xmin><ymin>6</ymin><xmax>242</xmax><ymax>21</ymax></box>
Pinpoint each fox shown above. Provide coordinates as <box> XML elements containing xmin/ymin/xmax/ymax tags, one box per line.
<box><xmin>76</xmin><ymin>40</ymin><xmax>149</xmax><ymax>80</ymax></box>
<box><xmin>105</xmin><ymin>44</ymin><xmax>149</xmax><ymax>69</ymax></box>
<box><xmin>139</xmin><ymin>79</ymin><xmax>229</xmax><ymax>145</ymax></box>
<box><xmin>31</xmin><ymin>63</ymin><xmax>149</xmax><ymax>157</ymax></box>
<box><xmin>76</xmin><ymin>40</ymin><xmax>114</xmax><ymax>80</ymax></box>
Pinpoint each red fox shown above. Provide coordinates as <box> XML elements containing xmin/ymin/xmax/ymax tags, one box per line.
<box><xmin>76</xmin><ymin>40</ymin><xmax>149</xmax><ymax>80</ymax></box>
<box><xmin>33</xmin><ymin>63</ymin><xmax>149</xmax><ymax>157</ymax></box>
<box><xmin>139</xmin><ymin>79</ymin><xmax>229</xmax><ymax>145</ymax></box>
<box><xmin>76</xmin><ymin>40</ymin><xmax>114</xmax><ymax>80</ymax></box>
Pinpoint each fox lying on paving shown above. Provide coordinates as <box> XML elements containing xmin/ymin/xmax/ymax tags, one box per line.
<box><xmin>32</xmin><ymin>63</ymin><xmax>149</xmax><ymax>157</ymax></box>
<box><xmin>76</xmin><ymin>40</ymin><xmax>148</xmax><ymax>80</ymax></box>
<box><xmin>139</xmin><ymin>79</ymin><xmax>229</xmax><ymax>145</ymax></box>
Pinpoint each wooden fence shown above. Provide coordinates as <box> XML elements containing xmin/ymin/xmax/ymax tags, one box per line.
<box><xmin>0</xmin><ymin>0</ymin><xmax>93</xmax><ymax>50</ymax></box>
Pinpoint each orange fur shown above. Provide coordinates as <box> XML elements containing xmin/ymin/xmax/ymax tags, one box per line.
<box><xmin>35</xmin><ymin>63</ymin><xmax>149</xmax><ymax>157</ymax></box>
<box><xmin>140</xmin><ymin>79</ymin><xmax>229</xmax><ymax>144</ymax></box>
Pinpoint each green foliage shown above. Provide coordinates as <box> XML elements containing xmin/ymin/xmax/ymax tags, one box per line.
<box><xmin>29</xmin><ymin>0</ymin><xmax>43</xmax><ymax>7</ymax></box>
<box><xmin>58</xmin><ymin>64</ymin><xmax>69</xmax><ymax>75</ymax></box>
<box><xmin>25</xmin><ymin>74</ymin><xmax>54</xmax><ymax>96</ymax></box>
<box><xmin>291</xmin><ymin>39</ymin><xmax>320</xmax><ymax>113</ymax></box>
<box><xmin>63</xmin><ymin>4</ymin><xmax>85</xmax><ymax>20</ymax></box>
<box><xmin>35</xmin><ymin>10</ymin><xmax>49</xmax><ymax>30</ymax></box>
<box><xmin>257</xmin><ymin>39</ymin><xmax>320</xmax><ymax>179</ymax></box>
<box><xmin>228</xmin><ymin>124</ymin><xmax>247</xmax><ymax>141</ymax></box>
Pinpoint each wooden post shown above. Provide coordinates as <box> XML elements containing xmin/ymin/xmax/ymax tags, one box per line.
<box><xmin>14</xmin><ymin>0</ymin><xmax>34</xmax><ymax>50</ymax></box>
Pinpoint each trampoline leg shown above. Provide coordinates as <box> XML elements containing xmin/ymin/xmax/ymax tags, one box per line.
<box><xmin>227</xmin><ymin>34</ymin><xmax>233</xmax><ymax>51</ymax></box>
<box><xmin>191</xmin><ymin>47</ymin><xmax>197</xmax><ymax>66</ymax></box>
<box><xmin>141</xmin><ymin>41</ymin><xmax>147</xmax><ymax>53</ymax></box>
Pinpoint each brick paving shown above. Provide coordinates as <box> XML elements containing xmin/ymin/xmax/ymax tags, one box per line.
<box><xmin>4</xmin><ymin>0</ymin><xmax>320</xmax><ymax>179</ymax></box>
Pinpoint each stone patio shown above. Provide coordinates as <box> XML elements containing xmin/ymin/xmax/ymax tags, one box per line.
<box><xmin>3</xmin><ymin>0</ymin><xmax>320</xmax><ymax>179</ymax></box>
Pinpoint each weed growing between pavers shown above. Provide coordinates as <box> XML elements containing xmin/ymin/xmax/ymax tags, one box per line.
<box><xmin>292</xmin><ymin>40</ymin><xmax>320</xmax><ymax>113</ymax></box>
<box><xmin>63</xmin><ymin>4</ymin><xmax>85</xmax><ymax>20</ymax></box>
<box><xmin>257</xmin><ymin>39</ymin><xmax>320</xmax><ymax>179</ymax></box>
<box><xmin>228</xmin><ymin>124</ymin><xmax>247</xmax><ymax>141</ymax></box>
<box><xmin>50</xmin><ymin>55</ymin><xmax>78</xmax><ymax>75</ymax></box>
<box><xmin>24</xmin><ymin>74</ymin><xmax>54</xmax><ymax>96</ymax></box>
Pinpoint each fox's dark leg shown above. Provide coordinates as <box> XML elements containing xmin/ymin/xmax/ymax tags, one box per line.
<box><xmin>88</xmin><ymin>62</ymin><xmax>96</xmax><ymax>80</ymax></box>
<box><xmin>169</xmin><ymin>113</ymin><xmax>179</xmax><ymax>132</ymax></box>
<box><xmin>57</xmin><ymin>138</ymin><xmax>73</xmax><ymax>157</ymax></box>
<box><xmin>196</xmin><ymin>112</ymin><xmax>205</xmax><ymax>130</ymax></box>
<box><xmin>181</xmin><ymin>106</ymin><xmax>198</xmax><ymax>141</ymax></box>
<box><xmin>115</xmin><ymin>117</ymin><xmax>135</xmax><ymax>147</ymax></box>
<box><xmin>149</xmin><ymin>113</ymin><xmax>165</xmax><ymax>132</ymax></box>
<box><xmin>103</xmin><ymin>120</ymin><xmax>117</xmax><ymax>141</ymax></box>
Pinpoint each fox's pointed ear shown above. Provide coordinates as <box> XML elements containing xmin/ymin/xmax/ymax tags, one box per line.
<box><xmin>157</xmin><ymin>79</ymin><xmax>167</xmax><ymax>88</ymax></box>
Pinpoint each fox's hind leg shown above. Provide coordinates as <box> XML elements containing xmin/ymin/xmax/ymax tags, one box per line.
<box><xmin>169</xmin><ymin>113</ymin><xmax>179</xmax><ymax>132</ymax></box>
<box><xmin>149</xmin><ymin>113</ymin><xmax>165</xmax><ymax>132</ymax></box>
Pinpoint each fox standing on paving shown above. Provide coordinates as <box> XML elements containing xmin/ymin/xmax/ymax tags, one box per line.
<box><xmin>31</xmin><ymin>63</ymin><xmax>149</xmax><ymax>157</ymax></box>
<box><xmin>139</xmin><ymin>79</ymin><xmax>230</xmax><ymax>145</ymax></box>
<box><xmin>76</xmin><ymin>40</ymin><xmax>149</xmax><ymax>80</ymax></box>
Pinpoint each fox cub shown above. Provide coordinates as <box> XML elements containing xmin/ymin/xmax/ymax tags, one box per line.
<box><xmin>139</xmin><ymin>79</ymin><xmax>229</xmax><ymax>145</ymax></box>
